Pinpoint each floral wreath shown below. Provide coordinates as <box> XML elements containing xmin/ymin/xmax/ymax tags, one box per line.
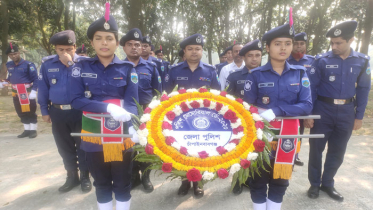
<box><xmin>133</xmin><ymin>87</ymin><xmax>273</xmax><ymax>189</ymax></box>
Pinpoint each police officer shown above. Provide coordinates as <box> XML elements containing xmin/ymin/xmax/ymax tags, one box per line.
<box><xmin>164</xmin><ymin>34</ymin><xmax>220</xmax><ymax>197</ymax></box>
<box><xmin>226</xmin><ymin>39</ymin><xmax>262</xmax><ymax>103</ymax></box>
<box><xmin>150</xmin><ymin>44</ymin><xmax>155</xmax><ymax>57</ymax></box>
<box><xmin>69</xmin><ymin>7</ymin><xmax>139</xmax><ymax>209</ymax></box>
<box><xmin>155</xmin><ymin>48</ymin><xmax>164</xmax><ymax>60</ymax></box>
<box><xmin>287</xmin><ymin>32</ymin><xmax>315</xmax><ymax>166</ymax></box>
<box><xmin>244</xmin><ymin>23</ymin><xmax>312</xmax><ymax>210</ymax></box>
<box><xmin>38</xmin><ymin>30</ymin><xmax>92</xmax><ymax>193</ymax></box>
<box><xmin>120</xmin><ymin>29</ymin><xmax>161</xmax><ymax>193</ymax></box>
<box><xmin>216</xmin><ymin>46</ymin><xmax>233</xmax><ymax>76</ymax></box>
<box><xmin>76</xmin><ymin>44</ymin><xmax>88</xmax><ymax>56</ymax></box>
<box><xmin>218</xmin><ymin>52</ymin><xmax>227</xmax><ymax>64</ymax></box>
<box><xmin>305</xmin><ymin>21</ymin><xmax>371</xmax><ymax>202</ymax></box>
<box><xmin>219</xmin><ymin>43</ymin><xmax>245</xmax><ymax>90</ymax></box>
<box><xmin>0</xmin><ymin>43</ymin><xmax>38</xmax><ymax>138</ymax></box>
<box><xmin>178</xmin><ymin>49</ymin><xmax>186</xmax><ymax>62</ymax></box>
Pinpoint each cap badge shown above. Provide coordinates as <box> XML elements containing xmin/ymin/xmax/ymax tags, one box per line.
<box><xmin>258</xmin><ymin>41</ymin><xmax>262</xmax><ymax>48</ymax></box>
<box><xmin>304</xmin><ymin>35</ymin><xmax>307</xmax><ymax>41</ymax></box>
<box><xmin>11</xmin><ymin>49</ymin><xmax>14</xmax><ymax>53</ymax></box>
<box><xmin>104</xmin><ymin>22</ymin><xmax>110</xmax><ymax>30</ymax></box>
<box><xmin>289</xmin><ymin>28</ymin><xmax>293</xmax><ymax>35</ymax></box>
<box><xmin>146</xmin><ymin>37</ymin><xmax>150</xmax><ymax>42</ymax></box>
<box><xmin>68</xmin><ymin>39</ymin><xmax>72</xmax><ymax>44</ymax></box>
<box><xmin>134</xmin><ymin>32</ymin><xmax>140</xmax><ymax>38</ymax></box>
<box><xmin>334</xmin><ymin>29</ymin><xmax>341</xmax><ymax>36</ymax></box>
<box><xmin>196</xmin><ymin>36</ymin><xmax>202</xmax><ymax>44</ymax></box>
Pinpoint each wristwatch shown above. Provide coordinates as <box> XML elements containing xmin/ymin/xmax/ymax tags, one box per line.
<box><xmin>67</xmin><ymin>60</ymin><xmax>74</xmax><ymax>67</ymax></box>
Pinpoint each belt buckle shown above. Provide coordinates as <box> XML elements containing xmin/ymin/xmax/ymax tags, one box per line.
<box><xmin>334</xmin><ymin>99</ymin><xmax>346</xmax><ymax>105</ymax></box>
<box><xmin>60</xmin><ymin>105</ymin><xmax>72</xmax><ymax>110</ymax></box>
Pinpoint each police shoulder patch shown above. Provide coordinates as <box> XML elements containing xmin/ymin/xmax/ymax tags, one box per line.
<box><xmin>302</xmin><ymin>77</ymin><xmax>310</xmax><ymax>88</ymax></box>
<box><xmin>158</xmin><ymin>76</ymin><xmax>162</xmax><ymax>83</ymax></box>
<box><xmin>131</xmin><ymin>72</ymin><xmax>138</xmax><ymax>84</ymax></box>
<box><xmin>366</xmin><ymin>66</ymin><xmax>371</xmax><ymax>75</ymax></box>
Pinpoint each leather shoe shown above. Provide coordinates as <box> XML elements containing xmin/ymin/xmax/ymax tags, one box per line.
<box><xmin>59</xmin><ymin>171</ymin><xmax>80</xmax><ymax>192</ymax></box>
<box><xmin>320</xmin><ymin>186</ymin><xmax>344</xmax><ymax>201</ymax></box>
<box><xmin>193</xmin><ymin>182</ymin><xmax>204</xmax><ymax>197</ymax></box>
<box><xmin>141</xmin><ymin>170</ymin><xmax>154</xmax><ymax>192</ymax></box>
<box><xmin>178</xmin><ymin>180</ymin><xmax>190</xmax><ymax>196</ymax></box>
<box><xmin>233</xmin><ymin>182</ymin><xmax>243</xmax><ymax>195</ymax></box>
<box><xmin>17</xmin><ymin>130</ymin><xmax>30</xmax><ymax>138</ymax></box>
<box><xmin>131</xmin><ymin>172</ymin><xmax>141</xmax><ymax>190</ymax></box>
<box><xmin>29</xmin><ymin>130</ymin><xmax>37</xmax><ymax>138</ymax></box>
<box><xmin>307</xmin><ymin>185</ymin><xmax>320</xmax><ymax>199</ymax></box>
<box><xmin>80</xmin><ymin>171</ymin><xmax>92</xmax><ymax>192</ymax></box>
<box><xmin>294</xmin><ymin>157</ymin><xmax>304</xmax><ymax>166</ymax></box>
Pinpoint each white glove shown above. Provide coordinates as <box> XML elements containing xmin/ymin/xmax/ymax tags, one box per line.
<box><xmin>128</xmin><ymin>126</ymin><xmax>139</xmax><ymax>143</ymax></box>
<box><xmin>29</xmin><ymin>90</ymin><xmax>37</xmax><ymax>99</ymax></box>
<box><xmin>259</xmin><ymin>109</ymin><xmax>276</xmax><ymax>122</ymax></box>
<box><xmin>107</xmin><ymin>103</ymin><xmax>132</xmax><ymax>122</ymax></box>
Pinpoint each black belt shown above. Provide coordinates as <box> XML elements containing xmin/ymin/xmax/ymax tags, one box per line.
<box><xmin>317</xmin><ymin>95</ymin><xmax>354</xmax><ymax>105</ymax></box>
<box><xmin>52</xmin><ymin>104</ymin><xmax>73</xmax><ymax>110</ymax></box>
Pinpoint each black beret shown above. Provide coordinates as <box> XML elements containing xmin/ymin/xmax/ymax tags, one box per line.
<box><xmin>50</xmin><ymin>30</ymin><xmax>76</xmax><ymax>46</ymax></box>
<box><xmin>155</xmin><ymin>49</ymin><xmax>163</xmax><ymax>54</ymax></box>
<box><xmin>225</xmin><ymin>45</ymin><xmax>233</xmax><ymax>54</ymax></box>
<box><xmin>5</xmin><ymin>43</ymin><xmax>19</xmax><ymax>54</ymax></box>
<box><xmin>76</xmin><ymin>44</ymin><xmax>87</xmax><ymax>54</ymax></box>
<box><xmin>87</xmin><ymin>15</ymin><xmax>118</xmax><ymax>40</ymax></box>
<box><xmin>326</xmin><ymin>20</ymin><xmax>357</xmax><ymax>38</ymax></box>
<box><xmin>178</xmin><ymin>49</ymin><xmax>184</xmax><ymax>57</ymax></box>
<box><xmin>142</xmin><ymin>36</ymin><xmax>152</xmax><ymax>45</ymax></box>
<box><xmin>179</xmin><ymin>33</ymin><xmax>204</xmax><ymax>49</ymax></box>
<box><xmin>219</xmin><ymin>52</ymin><xmax>225</xmax><ymax>57</ymax></box>
<box><xmin>120</xmin><ymin>28</ymin><xmax>143</xmax><ymax>46</ymax></box>
<box><xmin>239</xmin><ymin>39</ymin><xmax>262</xmax><ymax>56</ymax></box>
<box><xmin>262</xmin><ymin>23</ymin><xmax>295</xmax><ymax>43</ymax></box>
<box><xmin>150</xmin><ymin>45</ymin><xmax>155</xmax><ymax>51</ymax></box>
<box><xmin>294</xmin><ymin>32</ymin><xmax>308</xmax><ymax>42</ymax></box>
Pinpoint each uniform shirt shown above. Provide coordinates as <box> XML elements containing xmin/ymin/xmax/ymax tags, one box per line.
<box><xmin>6</xmin><ymin>59</ymin><xmax>38</xmax><ymax>90</ymax></box>
<box><xmin>244</xmin><ymin>61</ymin><xmax>312</xmax><ymax>117</ymax></box>
<box><xmin>309</xmin><ymin>49</ymin><xmax>371</xmax><ymax>119</ymax></box>
<box><xmin>126</xmin><ymin>57</ymin><xmax>161</xmax><ymax>105</ymax></box>
<box><xmin>219</xmin><ymin>61</ymin><xmax>245</xmax><ymax>90</ymax></box>
<box><xmin>287</xmin><ymin>54</ymin><xmax>315</xmax><ymax>73</ymax></box>
<box><xmin>216</xmin><ymin>61</ymin><xmax>228</xmax><ymax>76</ymax></box>
<box><xmin>164</xmin><ymin>61</ymin><xmax>220</xmax><ymax>93</ymax></box>
<box><xmin>226</xmin><ymin>66</ymin><xmax>250</xmax><ymax>98</ymax></box>
<box><xmin>146</xmin><ymin>56</ymin><xmax>168</xmax><ymax>90</ymax></box>
<box><xmin>38</xmin><ymin>54</ymin><xmax>84</xmax><ymax>116</ymax></box>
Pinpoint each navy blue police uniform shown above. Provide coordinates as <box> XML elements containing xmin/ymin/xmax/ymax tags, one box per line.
<box><xmin>76</xmin><ymin>44</ymin><xmax>87</xmax><ymax>55</ymax></box>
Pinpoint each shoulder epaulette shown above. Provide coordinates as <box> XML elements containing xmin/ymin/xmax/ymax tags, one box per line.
<box><xmin>42</xmin><ymin>55</ymin><xmax>57</xmax><ymax>63</ymax></box>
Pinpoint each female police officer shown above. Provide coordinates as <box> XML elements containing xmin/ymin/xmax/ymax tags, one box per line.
<box><xmin>244</xmin><ymin>22</ymin><xmax>312</xmax><ymax>209</ymax></box>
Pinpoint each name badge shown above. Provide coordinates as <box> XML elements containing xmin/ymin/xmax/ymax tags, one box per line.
<box><xmin>304</xmin><ymin>64</ymin><xmax>311</xmax><ymax>68</ymax></box>
<box><xmin>81</xmin><ymin>73</ymin><xmax>97</xmax><ymax>78</ymax></box>
<box><xmin>237</xmin><ymin>80</ymin><xmax>246</xmax><ymax>84</ymax></box>
<box><xmin>48</xmin><ymin>68</ymin><xmax>59</xmax><ymax>72</ymax></box>
<box><xmin>258</xmin><ymin>82</ymin><xmax>274</xmax><ymax>88</ymax></box>
<box><xmin>177</xmin><ymin>77</ymin><xmax>188</xmax><ymax>81</ymax></box>
<box><xmin>326</xmin><ymin>65</ymin><xmax>338</xmax><ymax>68</ymax></box>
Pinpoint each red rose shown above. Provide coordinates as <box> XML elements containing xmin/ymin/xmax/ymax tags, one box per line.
<box><xmin>180</xmin><ymin>102</ymin><xmax>190</xmax><ymax>112</ymax></box>
<box><xmin>162</xmin><ymin>163</ymin><xmax>173</xmax><ymax>173</ymax></box>
<box><xmin>180</xmin><ymin>146</ymin><xmax>188</xmax><ymax>155</ymax></box>
<box><xmin>255</xmin><ymin>121</ymin><xmax>265</xmax><ymax>129</ymax></box>
<box><xmin>217</xmin><ymin>168</ymin><xmax>229</xmax><ymax>179</ymax></box>
<box><xmin>203</xmin><ymin>99</ymin><xmax>211</xmax><ymax>107</ymax></box>
<box><xmin>223</xmin><ymin>110</ymin><xmax>237</xmax><ymax>120</ymax></box>
<box><xmin>216</xmin><ymin>146</ymin><xmax>227</xmax><ymax>155</ymax></box>
<box><xmin>220</xmin><ymin>91</ymin><xmax>227</xmax><ymax>97</ymax></box>
<box><xmin>253</xmin><ymin>139</ymin><xmax>266</xmax><ymax>152</ymax></box>
<box><xmin>186</xmin><ymin>168</ymin><xmax>202</xmax><ymax>182</ymax></box>
<box><xmin>190</xmin><ymin>101</ymin><xmax>200</xmax><ymax>109</ymax></box>
<box><xmin>166</xmin><ymin>111</ymin><xmax>176</xmax><ymax>121</ymax></box>
<box><xmin>145</xmin><ymin>144</ymin><xmax>154</xmax><ymax>155</ymax></box>
<box><xmin>161</xmin><ymin>94</ymin><xmax>169</xmax><ymax>101</ymax></box>
<box><xmin>144</xmin><ymin>107</ymin><xmax>152</xmax><ymax>114</ymax></box>
<box><xmin>215</xmin><ymin>102</ymin><xmax>223</xmax><ymax>111</ymax></box>
<box><xmin>165</xmin><ymin>136</ymin><xmax>176</xmax><ymax>145</ymax></box>
<box><xmin>162</xmin><ymin>122</ymin><xmax>172</xmax><ymax>130</ymax></box>
<box><xmin>199</xmin><ymin>88</ymin><xmax>208</xmax><ymax>93</ymax></box>
<box><xmin>236</xmin><ymin>98</ymin><xmax>244</xmax><ymax>104</ymax></box>
<box><xmin>230</xmin><ymin>139</ymin><xmax>240</xmax><ymax>145</ymax></box>
<box><xmin>249</xmin><ymin>106</ymin><xmax>259</xmax><ymax>114</ymax></box>
<box><xmin>139</xmin><ymin>123</ymin><xmax>146</xmax><ymax>130</ymax></box>
<box><xmin>230</xmin><ymin>118</ymin><xmax>237</xmax><ymax>123</ymax></box>
<box><xmin>233</xmin><ymin>126</ymin><xmax>244</xmax><ymax>134</ymax></box>
<box><xmin>240</xmin><ymin>159</ymin><xmax>251</xmax><ymax>169</ymax></box>
<box><xmin>178</xmin><ymin>89</ymin><xmax>187</xmax><ymax>94</ymax></box>
<box><xmin>198</xmin><ymin>151</ymin><xmax>209</xmax><ymax>159</ymax></box>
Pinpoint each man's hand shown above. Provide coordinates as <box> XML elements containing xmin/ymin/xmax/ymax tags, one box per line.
<box><xmin>42</xmin><ymin>115</ymin><xmax>52</xmax><ymax>123</ymax></box>
<box><xmin>59</xmin><ymin>53</ymin><xmax>73</xmax><ymax>67</ymax></box>
<box><xmin>353</xmin><ymin>119</ymin><xmax>363</xmax><ymax>130</ymax></box>
<box><xmin>304</xmin><ymin>119</ymin><xmax>314</xmax><ymax>128</ymax></box>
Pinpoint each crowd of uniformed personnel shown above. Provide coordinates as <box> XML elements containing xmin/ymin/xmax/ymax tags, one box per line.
<box><xmin>0</xmin><ymin>2</ymin><xmax>370</xmax><ymax>210</ymax></box>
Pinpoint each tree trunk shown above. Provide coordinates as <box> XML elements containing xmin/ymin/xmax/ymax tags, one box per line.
<box><xmin>56</xmin><ymin>0</ymin><xmax>64</xmax><ymax>31</ymax></box>
<box><xmin>64</xmin><ymin>0</ymin><xmax>71</xmax><ymax>30</ymax></box>
<box><xmin>128</xmin><ymin>0</ymin><xmax>142</xmax><ymax>29</ymax></box>
<box><xmin>72</xmin><ymin>2</ymin><xmax>76</xmax><ymax>32</ymax></box>
<box><xmin>0</xmin><ymin>0</ymin><xmax>9</xmax><ymax>79</ymax></box>
<box><xmin>360</xmin><ymin>0</ymin><xmax>373</xmax><ymax>54</ymax></box>
<box><xmin>208</xmin><ymin>47</ymin><xmax>212</xmax><ymax>65</ymax></box>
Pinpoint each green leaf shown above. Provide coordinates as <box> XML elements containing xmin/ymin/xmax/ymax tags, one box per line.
<box><xmin>230</xmin><ymin>172</ymin><xmax>239</xmax><ymax>191</ymax></box>
<box><xmin>154</xmin><ymin>89</ymin><xmax>162</xmax><ymax>100</ymax></box>
<box><xmin>132</xmin><ymin>97</ymin><xmax>144</xmax><ymax>118</ymax></box>
<box><xmin>172</xmin><ymin>84</ymin><xmax>179</xmax><ymax>92</ymax></box>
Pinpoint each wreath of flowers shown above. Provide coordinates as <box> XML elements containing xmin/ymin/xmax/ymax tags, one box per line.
<box><xmin>133</xmin><ymin>87</ymin><xmax>273</xmax><ymax>189</ymax></box>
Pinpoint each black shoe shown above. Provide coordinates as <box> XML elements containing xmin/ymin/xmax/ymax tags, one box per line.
<box><xmin>193</xmin><ymin>182</ymin><xmax>204</xmax><ymax>197</ymax></box>
<box><xmin>320</xmin><ymin>186</ymin><xmax>344</xmax><ymax>201</ymax></box>
<box><xmin>131</xmin><ymin>172</ymin><xmax>141</xmax><ymax>190</ymax></box>
<box><xmin>141</xmin><ymin>170</ymin><xmax>154</xmax><ymax>192</ymax></box>
<box><xmin>178</xmin><ymin>180</ymin><xmax>191</xmax><ymax>196</ymax></box>
<box><xmin>294</xmin><ymin>157</ymin><xmax>304</xmax><ymax>166</ymax></box>
<box><xmin>307</xmin><ymin>185</ymin><xmax>320</xmax><ymax>199</ymax></box>
<box><xmin>80</xmin><ymin>171</ymin><xmax>92</xmax><ymax>192</ymax></box>
<box><xmin>233</xmin><ymin>182</ymin><xmax>243</xmax><ymax>195</ymax></box>
<box><xmin>17</xmin><ymin>130</ymin><xmax>30</xmax><ymax>138</ymax></box>
<box><xmin>28</xmin><ymin>130</ymin><xmax>37</xmax><ymax>138</ymax></box>
<box><xmin>58</xmin><ymin>171</ymin><xmax>80</xmax><ymax>192</ymax></box>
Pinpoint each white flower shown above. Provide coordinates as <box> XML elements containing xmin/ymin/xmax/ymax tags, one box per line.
<box><xmin>209</xmin><ymin>101</ymin><xmax>217</xmax><ymax>110</ymax></box>
<box><xmin>243</xmin><ymin>102</ymin><xmax>251</xmax><ymax>111</ymax></box>
<box><xmin>186</xmin><ymin>100</ymin><xmax>193</xmax><ymax>109</ymax></box>
<box><xmin>196</xmin><ymin>99</ymin><xmax>204</xmax><ymax>107</ymax></box>
<box><xmin>252</xmin><ymin>113</ymin><xmax>263</xmax><ymax>121</ymax></box>
<box><xmin>226</xmin><ymin>94</ymin><xmax>235</xmax><ymax>101</ymax></box>
<box><xmin>207</xmin><ymin>149</ymin><xmax>220</xmax><ymax>157</ymax></box>
<box><xmin>231</xmin><ymin>132</ymin><xmax>244</xmax><ymax>140</ymax></box>
<box><xmin>230</xmin><ymin>118</ymin><xmax>242</xmax><ymax>129</ymax></box>
<box><xmin>257</xmin><ymin>128</ymin><xmax>263</xmax><ymax>140</ymax></box>
<box><xmin>163</xmin><ymin>116</ymin><xmax>173</xmax><ymax>124</ymax></box>
<box><xmin>202</xmin><ymin>171</ymin><xmax>215</xmax><ymax>181</ymax></box>
<box><xmin>188</xmin><ymin>149</ymin><xmax>199</xmax><ymax>158</ymax></box>
<box><xmin>210</xmin><ymin>89</ymin><xmax>221</xmax><ymax>96</ymax></box>
<box><xmin>137</xmin><ymin>128</ymin><xmax>149</xmax><ymax>137</ymax></box>
<box><xmin>224</xmin><ymin>143</ymin><xmax>236</xmax><ymax>152</ymax></box>
<box><xmin>162</xmin><ymin>129</ymin><xmax>173</xmax><ymax>137</ymax></box>
<box><xmin>140</xmin><ymin>114</ymin><xmax>151</xmax><ymax>123</ymax></box>
<box><xmin>230</xmin><ymin>163</ymin><xmax>241</xmax><ymax>175</ymax></box>
<box><xmin>247</xmin><ymin>152</ymin><xmax>258</xmax><ymax>161</ymax></box>
<box><xmin>168</xmin><ymin>91</ymin><xmax>179</xmax><ymax>98</ymax></box>
<box><xmin>171</xmin><ymin>142</ymin><xmax>181</xmax><ymax>150</ymax></box>
<box><xmin>173</xmin><ymin>105</ymin><xmax>183</xmax><ymax>116</ymax></box>
<box><xmin>218</xmin><ymin>105</ymin><xmax>229</xmax><ymax>115</ymax></box>
<box><xmin>148</xmin><ymin>100</ymin><xmax>161</xmax><ymax>109</ymax></box>
<box><xmin>139</xmin><ymin>136</ymin><xmax>148</xmax><ymax>146</ymax></box>
<box><xmin>186</xmin><ymin>88</ymin><xmax>198</xmax><ymax>93</ymax></box>
<box><xmin>264</xmin><ymin>131</ymin><xmax>274</xmax><ymax>142</ymax></box>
